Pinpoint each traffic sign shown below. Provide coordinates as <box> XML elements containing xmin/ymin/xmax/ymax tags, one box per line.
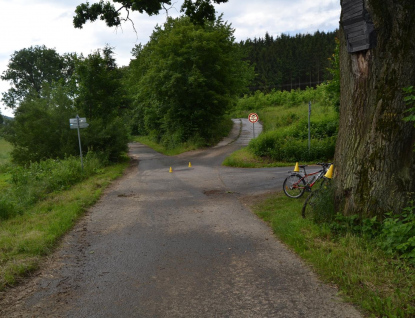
<box><xmin>70</xmin><ymin>122</ymin><xmax>89</xmax><ymax>129</ymax></box>
<box><xmin>69</xmin><ymin>115</ymin><xmax>88</xmax><ymax>172</ymax></box>
<box><xmin>70</xmin><ymin>117</ymin><xmax>86</xmax><ymax>124</ymax></box>
<box><xmin>248</xmin><ymin>113</ymin><xmax>259</xmax><ymax>123</ymax></box>
<box><xmin>69</xmin><ymin>117</ymin><xmax>89</xmax><ymax>129</ymax></box>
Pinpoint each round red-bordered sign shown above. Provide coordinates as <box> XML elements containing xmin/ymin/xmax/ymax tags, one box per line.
<box><xmin>248</xmin><ymin>113</ymin><xmax>259</xmax><ymax>123</ymax></box>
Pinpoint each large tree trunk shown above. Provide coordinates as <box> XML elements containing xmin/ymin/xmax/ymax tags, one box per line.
<box><xmin>334</xmin><ymin>0</ymin><xmax>415</xmax><ymax>217</ymax></box>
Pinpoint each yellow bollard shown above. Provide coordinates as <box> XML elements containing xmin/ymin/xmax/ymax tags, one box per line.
<box><xmin>169</xmin><ymin>167</ymin><xmax>173</xmax><ymax>173</ymax></box>
<box><xmin>189</xmin><ymin>162</ymin><xmax>192</xmax><ymax>168</ymax></box>
<box><xmin>294</xmin><ymin>162</ymin><xmax>299</xmax><ymax>172</ymax></box>
<box><xmin>325</xmin><ymin>165</ymin><xmax>334</xmax><ymax>179</ymax></box>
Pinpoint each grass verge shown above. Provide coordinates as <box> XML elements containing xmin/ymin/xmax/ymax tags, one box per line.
<box><xmin>252</xmin><ymin>192</ymin><xmax>415</xmax><ymax>318</ymax></box>
<box><xmin>223</xmin><ymin>147</ymin><xmax>316</xmax><ymax>168</ymax></box>
<box><xmin>131</xmin><ymin>136</ymin><xmax>201</xmax><ymax>156</ymax></box>
<box><xmin>0</xmin><ymin>161</ymin><xmax>128</xmax><ymax>290</ymax></box>
<box><xmin>132</xmin><ymin>117</ymin><xmax>234</xmax><ymax>156</ymax></box>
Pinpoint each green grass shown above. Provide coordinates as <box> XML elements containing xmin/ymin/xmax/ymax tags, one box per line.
<box><xmin>223</xmin><ymin>147</ymin><xmax>299</xmax><ymax>168</ymax></box>
<box><xmin>252</xmin><ymin>192</ymin><xmax>415</xmax><ymax>318</ymax></box>
<box><xmin>0</xmin><ymin>161</ymin><xmax>128</xmax><ymax>290</ymax></box>
<box><xmin>0</xmin><ymin>138</ymin><xmax>12</xmax><ymax>194</ymax></box>
<box><xmin>0</xmin><ymin>138</ymin><xmax>12</xmax><ymax>165</ymax></box>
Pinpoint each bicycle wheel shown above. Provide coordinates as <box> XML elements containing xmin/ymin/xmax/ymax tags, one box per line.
<box><xmin>302</xmin><ymin>190</ymin><xmax>318</xmax><ymax>218</ymax></box>
<box><xmin>302</xmin><ymin>178</ymin><xmax>331</xmax><ymax>218</ymax></box>
<box><xmin>283</xmin><ymin>174</ymin><xmax>306</xmax><ymax>198</ymax></box>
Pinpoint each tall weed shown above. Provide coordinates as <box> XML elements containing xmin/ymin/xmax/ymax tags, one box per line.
<box><xmin>0</xmin><ymin>153</ymin><xmax>105</xmax><ymax>220</ymax></box>
<box><xmin>379</xmin><ymin>204</ymin><xmax>415</xmax><ymax>264</ymax></box>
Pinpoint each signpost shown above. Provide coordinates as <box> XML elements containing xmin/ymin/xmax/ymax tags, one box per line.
<box><xmin>69</xmin><ymin>115</ymin><xmax>89</xmax><ymax>171</ymax></box>
<box><xmin>248</xmin><ymin>113</ymin><xmax>259</xmax><ymax>138</ymax></box>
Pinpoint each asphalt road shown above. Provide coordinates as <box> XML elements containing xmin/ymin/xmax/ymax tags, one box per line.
<box><xmin>0</xmin><ymin>119</ymin><xmax>362</xmax><ymax>318</ymax></box>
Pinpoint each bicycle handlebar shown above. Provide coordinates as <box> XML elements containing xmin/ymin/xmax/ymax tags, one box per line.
<box><xmin>316</xmin><ymin>162</ymin><xmax>332</xmax><ymax>167</ymax></box>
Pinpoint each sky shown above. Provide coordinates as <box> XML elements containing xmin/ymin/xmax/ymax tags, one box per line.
<box><xmin>0</xmin><ymin>0</ymin><xmax>341</xmax><ymax>118</ymax></box>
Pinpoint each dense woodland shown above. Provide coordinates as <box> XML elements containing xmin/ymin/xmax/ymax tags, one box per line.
<box><xmin>241</xmin><ymin>31</ymin><xmax>337</xmax><ymax>92</ymax></box>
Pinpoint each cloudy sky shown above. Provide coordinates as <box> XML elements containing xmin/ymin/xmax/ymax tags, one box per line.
<box><xmin>0</xmin><ymin>0</ymin><xmax>341</xmax><ymax>117</ymax></box>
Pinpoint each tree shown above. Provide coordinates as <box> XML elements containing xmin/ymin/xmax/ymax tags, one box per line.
<box><xmin>73</xmin><ymin>0</ymin><xmax>228</xmax><ymax>28</ymax></box>
<box><xmin>334</xmin><ymin>0</ymin><xmax>415</xmax><ymax>217</ymax></box>
<box><xmin>1</xmin><ymin>46</ymin><xmax>75</xmax><ymax>109</ymax></box>
<box><xmin>74</xmin><ymin>46</ymin><xmax>130</xmax><ymax>161</ymax></box>
<box><xmin>239</xmin><ymin>31</ymin><xmax>337</xmax><ymax>92</ymax></box>
<box><xmin>3</xmin><ymin>45</ymin><xmax>129</xmax><ymax>165</ymax></box>
<box><xmin>3</xmin><ymin>84</ymin><xmax>79</xmax><ymax>164</ymax></box>
<box><xmin>128</xmin><ymin>16</ymin><xmax>253</xmax><ymax>146</ymax></box>
<box><xmin>75</xmin><ymin>45</ymin><xmax>128</xmax><ymax>121</ymax></box>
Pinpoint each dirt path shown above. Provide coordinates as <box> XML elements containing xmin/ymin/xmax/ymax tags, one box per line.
<box><xmin>0</xmin><ymin>119</ymin><xmax>362</xmax><ymax>317</ymax></box>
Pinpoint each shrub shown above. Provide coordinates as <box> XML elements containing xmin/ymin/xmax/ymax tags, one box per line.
<box><xmin>0</xmin><ymin>198</ymin><xmax>19</xmax><ymax>221</ymax></box>
<box><xmin>249</xmin><ymin>130</ymin><xmax>336</xmax><ymax>162</ymax></box>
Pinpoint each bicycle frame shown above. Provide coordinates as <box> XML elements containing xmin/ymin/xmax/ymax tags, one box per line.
<box><xmin>292</xmin><ymin>170</ymin><xmax>323</xmax><ymax>190</ymax></box>
<box><xmin>289</xmin><ymin>165</ymin><xmax>328</xmax><ymax>190</ymax></box>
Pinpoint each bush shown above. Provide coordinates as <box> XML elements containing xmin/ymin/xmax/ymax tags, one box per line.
<box><xmin>0</xmin><ymin>198</ymin><xmax>19</xmax><ymax>221</ymax></box>
<box><xmin>249</xmin><ymin>130</ymin><xmax>336</xmax><ymax>162</ymax></box>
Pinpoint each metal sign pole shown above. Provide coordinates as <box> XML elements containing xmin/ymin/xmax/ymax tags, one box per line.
<box><xmin>76</xmin><ymin>115</ymin><xmax>84</xmax><ymax>172</ymax></box>
<box><xmin>248</xmin><ymin>113</ymin><xmax>259</xmax><ymax>139</ymax></box>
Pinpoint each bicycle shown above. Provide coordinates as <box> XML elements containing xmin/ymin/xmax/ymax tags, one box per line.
<box><xmin>282</xmin><ymin>162</ymin><xmax>332</xmax><ymax>198</ymax></box>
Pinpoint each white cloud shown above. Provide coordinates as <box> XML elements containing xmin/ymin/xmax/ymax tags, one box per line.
<box><xmin>0</xmin><ymin>0</ymin><xmax>340</xmax><ymax>117</ymax></box>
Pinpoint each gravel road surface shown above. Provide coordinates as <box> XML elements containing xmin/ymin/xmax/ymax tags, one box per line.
<box><xmin>0</xmin><ymin>119</ymin><xmax>362</xmax><ymax>318</ymax></box>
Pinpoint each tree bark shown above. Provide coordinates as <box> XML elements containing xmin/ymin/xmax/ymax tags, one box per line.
<box><xmin>334</xmin><ymin>0</ymin><xmax>415</xmax><ymax>217</ymax></box>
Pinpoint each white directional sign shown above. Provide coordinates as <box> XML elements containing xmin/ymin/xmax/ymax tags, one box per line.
<box><xmin>70</xmin><ymin>122</ymin><xmax>89</xmax><ymax>129</ymax></box>
<box><xmin>70</xmin><ymin>117</ymin><xmax>86</xmax><ymax>124</ymax></box>
<box><xmin>69</xmin><ymin>117</ymin><xmax>89</xmax><ymax>129</ymax></box>
<box><xmin>70</xmin><ymin>115</ymin><xmax>88</xmax><ymax>171</ymax></box>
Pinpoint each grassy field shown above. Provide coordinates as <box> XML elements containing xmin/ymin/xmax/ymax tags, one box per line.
<box><xmin>252</xmin><ymin>192</ymin><xmax>415</xmax><ymax>318</ymax></box>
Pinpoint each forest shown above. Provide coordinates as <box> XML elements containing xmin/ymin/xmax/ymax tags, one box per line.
<box><xmin>241</xmin><ymin>31</ymin><xmax>337</xmax><ymax>92</ymax></box>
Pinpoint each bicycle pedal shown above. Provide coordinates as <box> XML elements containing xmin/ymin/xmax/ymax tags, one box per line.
<box><xmin>305</xmin><ymin>186</ymin><xmax>312</xmax><ymax>192</ymax></box>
